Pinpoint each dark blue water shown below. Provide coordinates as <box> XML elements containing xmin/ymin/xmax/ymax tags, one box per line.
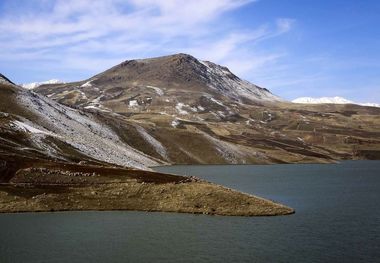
<box><xmin>0</xmin><ymin>161</ymin><xmax>379</xmax><ymax>262</ymax></box>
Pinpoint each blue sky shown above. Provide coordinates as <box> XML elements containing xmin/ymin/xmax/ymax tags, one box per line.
<box><xmin>0</xmin><ymin>0</ymin><xmax>379</xmax><ymax>103</ymax></box>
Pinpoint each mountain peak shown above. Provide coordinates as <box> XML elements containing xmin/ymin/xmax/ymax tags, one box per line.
<box><xmin>143</xmin><ymin>53</ymin><xmax>197</xmax><ymax>61</ymax></box>
<box><xmin>105</xmin><ymin>53</ymin><xmax>281</xmax><ymax>103</ymax></box>
<box><xmin>171</xmin><ymin>52</ymin><xmax>196</xmax><ymax>59</ymax></box>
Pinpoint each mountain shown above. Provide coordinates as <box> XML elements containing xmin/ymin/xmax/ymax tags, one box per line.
<box><xmin>0</xmin><ymin>72</ymin><xmax>294</xmax><ymax>216</ymax></box>
<box><xmin>35</xmin><ymin>53</ymin><xmax>281</xmax><ymax>112</ymax></box>
<box><xmin>21</xmin><ymin>79</ymin><xmax>64</xmax><ymax>90</ymax></box>
<box><xmin>1</xmin><ymin>53</ymin><xmax>379</xmax><ymax>215</ymax></box>
<box><xmin>34</xmin><ymin>53</ymin><xmax>380</xmax><ymax>164</ymax></box>
<box><xmin>293</xmin><ymin>96</ymin><xmax>380</xmax><ymax>108</ymax></box>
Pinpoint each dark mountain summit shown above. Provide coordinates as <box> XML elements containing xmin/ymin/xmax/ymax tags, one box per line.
<box><xmin>103</xmin><ymin>53</ymin><xmax>281</xmax><ymax>102</ymax></box>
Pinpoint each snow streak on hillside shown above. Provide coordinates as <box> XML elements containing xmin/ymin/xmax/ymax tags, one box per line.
<box><xmin>200</xmin><ymin>60</ymin><xmax>282</xmax><ymax>102</ymax></box>
<box><xmin>16</xmin><ymin>90</ymin><xmax>160</xmax><ymax>169</ymax></box>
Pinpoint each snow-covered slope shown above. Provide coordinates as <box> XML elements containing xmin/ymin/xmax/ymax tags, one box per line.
<box><xmin>17</xmin><ymin>90</ymin><xmax>160</xmax><ymax>169</ymax></box>
<box><xmin>293</xmin><ymin>96</ymin><xmax>352</xmax><ymax>104</ymax></box>
<box><xmin>21</xmin><ymin>79</ymin><xmax>64</xmax><ymax>90</ymax></box>
<box><xmin>360</xmin><ymin>102</ymin><xmax>380</xmax><ymax>108</ymax></box>
<box><xmin>0</xmin><ymin>77</ymin><xmax>161</xmax><ymax>170</ymax></box>
<box><xmin>199</xmin><ymin>60</ymin><xmax>282</xmax><ymax>102</ymax></box>
<box><xmin>292</xmin><ymin>97</ymin><xmax>380</xmax><ymax>108</ymax></box>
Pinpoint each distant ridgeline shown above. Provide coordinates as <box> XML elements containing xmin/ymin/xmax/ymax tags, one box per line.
<box><xmin>0</xmin><ymin>73</ymin><xmax>15</xmax><ymax>85</ymax></box>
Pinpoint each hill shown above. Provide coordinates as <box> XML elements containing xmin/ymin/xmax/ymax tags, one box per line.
<box><xmin>35</xmin><ymin>53</ymin><xmax>380</xmax><ymax>164</ymax></box>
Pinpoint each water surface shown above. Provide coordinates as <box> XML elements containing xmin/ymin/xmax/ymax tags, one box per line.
<box><xmin>0</xmin><ymin>161</ymin><xmax>379</xmax><ymax>262</ymax></box>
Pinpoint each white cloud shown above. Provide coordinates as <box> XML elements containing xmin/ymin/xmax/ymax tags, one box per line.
<box><xmin>130</xmin><ymin>0</ymin><xmax>253</xmax><ymax>23</ymax></box>
<box><xmin>276</xmin><ymin>18</ymin><xmax>295</xmax><ymax>34</ymax></box>
<box><xmin>0</xmin><ymin>0</ymin><xmax>293</xmax><ymax>83</ymax></box>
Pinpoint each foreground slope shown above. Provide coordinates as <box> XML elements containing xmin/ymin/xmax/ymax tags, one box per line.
<box><xmin>36</xmin><ymin>53</ymin><xmax>380</xmax><ymax>163</ymax></box>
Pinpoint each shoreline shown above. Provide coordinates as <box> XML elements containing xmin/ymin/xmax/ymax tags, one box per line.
<box><xmin>151</xmin><ymin>159</ymin><xmax>376</xmax><ymax>169</ymax></box>
<box><xmin>0</xmin><ymin>155</ymin><xmax>297</xmax><ymax>217</ymax></box>
<box><xmin>0</xmin><ymin>205</ymin><xmax>295</xmax><ymax>217</ymax></box>
<box><xmin>0</xmin><ymin>178</ymin><xmax>294</xmax><ymax>217</ymax></box>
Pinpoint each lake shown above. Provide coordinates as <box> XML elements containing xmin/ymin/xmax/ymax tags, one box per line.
<box><xmin>0</xmin><ymin>161</ymin><xmax>379</xmax><ymax>262</ymax></box>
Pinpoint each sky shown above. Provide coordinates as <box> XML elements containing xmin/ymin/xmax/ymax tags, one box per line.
<box><xmin>0</xmin><ymin>0</ymin><xmax>379</xmax><ymax>103</ymax></box>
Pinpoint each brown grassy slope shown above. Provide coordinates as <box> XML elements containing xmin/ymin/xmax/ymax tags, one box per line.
<box><xmin>0</xmin><ymin>182</ymin><xmax>294</xmax><ymax>216</ymax></box>
<box><xmin>0</xmin><ymin>159</ymin><xmax>294</xmax><ymax>216</ymax></box>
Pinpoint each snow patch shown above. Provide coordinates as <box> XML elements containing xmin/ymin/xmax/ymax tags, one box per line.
<box><xmin>146</xmin><ymin>85</ymin><xmax>164</xmax><ymax>96</ymax></box>
<box><xmin>84</xmin><ymin>105</ymin><xmax>109</xmax><ymax>112</ymax></box>
<box><xmin>91</xmin><ymin>95</ymin><xmax>103</xmax><ymax>104</ymax></box>
<box><xmin>245</xmin><ymin>119</ymin><xmax>252</xmax><ymax>125</ymax></box>
<box><xmin>171</xmin><ymin>118</ymin><xmax>180</xmax><ymax>128</ymax></box>
<box><xmin>210</xmin><ymin>97</ymin><xmax>225</xmax><ymax>106</ymax></box>
<box><xmin>175</xmin><ymin>103</ymin><xmax>189</xmax><ymax>115</ymax></box>
<box><xmin>11</xmin><ymin>120</ymin><xmax>55</xmax><ymax>136</ymax></box>
<box><xmin>190</xmin><ymin>106</ymin><xmax>198</xmax><ymax>112</ymax></box>
<box><xmin>217</xmin><ymin>111</ymin><xmax>225</xmax><ymax>118</ymax></box>
<box><xmin>78</xmin><ymin>90</ymin><xmax>88</xmax><ymax>99</ymax></box>
<box><xmin>81</xmin><ymin>80</ymin><xmax>93</xmax><ymax>88</ymax></box>
<box><xmin>129</xmin><ymin>100</ymin><xmax>139</xmax><ymax>108</ymax></box>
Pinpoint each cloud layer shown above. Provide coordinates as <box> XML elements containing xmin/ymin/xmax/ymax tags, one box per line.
<box><xmin>0</xmin><ymin>0</ymin><xmax>292</xmax><ymax>83</ymax></box>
